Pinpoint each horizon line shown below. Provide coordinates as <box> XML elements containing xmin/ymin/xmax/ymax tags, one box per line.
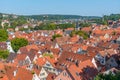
<box><xmin>0</xmin><ymin>12</ymin><xmax>120</xmax><ymax>17</ymax></box>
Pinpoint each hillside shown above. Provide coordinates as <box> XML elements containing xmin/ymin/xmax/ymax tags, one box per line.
<box><xmin>25</xmin><ymin>14</ymin><xmax>101</xmax><ymax>20</ymax></box>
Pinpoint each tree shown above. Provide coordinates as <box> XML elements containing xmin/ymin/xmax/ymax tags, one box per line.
<box><xmin>70</xmin><ymin>30</ymin><xmax>89</xmax><ymax>39</ymax></box>
<box><xmin>11</xmin><ymin>38</ymin><xmax>28</xmax><ymax>52</ymax></box>
<box><xmin>94</xmin><ymin>71</ymin><xmax>120</xmax><ymax>80</ymax></box>
<box><xmin>79</xmin><ymin>22</ymin><xmax>91</xmax><ymax>27</ymax></box>
<box><xmin>0</xmin><ymin>29</ymin><xmax>8</xmax><ymax>42</ymax></box>
<box><xmin>34</xmin><ymin>23</ymin><xmax>75</xmax><ymax>30</ymax></box>
<box><xmin>0</xmin><ymin>50</ymin><xmax>9</xmax><ymax>59</ymax></box>
<box><xmin>3</xmin><ymin>23</ymin><xmax>10</xmax><ymax>29</ymax></box>
<box><xmin>52</xmin><ymin>34</ymin><xmax>62</xmax><ymax>41</ymax></box>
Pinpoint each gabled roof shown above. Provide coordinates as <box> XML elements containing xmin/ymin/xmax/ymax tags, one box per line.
<box><xmin>68</xmin><ymin>59</ymin><xmax>98</xmax><ymax>80</ymax></box>
<box><xmin>4</xmin><ymin>65</ymin><xmax>17</xmax><ymax>80</ymax></box>
<box><xmin>56</xmin><ymin>51</ymin><xmax>96</xmax><ymax>70</ymax></box>
<box><xmin>81</xmin><ymin>27</ymin><xmax>92</xmax><ymax>33</ymax></box>
<box><xmin>36</xmin><ymin>57</ymin><xmax>46</xmax><ymax>67</ymax></box>
<box><xmin>44</xmin><ymin>56</ymin><xmax>58</xmax><ymax>68</ymax></box>
<box><xmin>0</xmin><ymin>75</ymin><xmax>9</xmax><ymax>80</ymax></box>
<box><xmin>32</xmin><ymin>64</ymin><xmax>42</xmax><ymax>76</ymax></box>
<box><xmin>26</xmin><ymin>45</ymin><xmax>39</xmax><ymax>51</ymax></box>
<box><xmin>0</xmin><ymin>42</ymin><xmax>7</xmax><ymax>50</ymax></box>
<box><xmin>0</xmin><ymin>62</ymin><xmax>17</xmax><ymax>80</ymax></box>
<box><xmin>18</xmin><ymin>47</ymin><xmax>28</xmax><ymax>54</ymax></box>
<box><xmin>7</xmin><ymin>53</ymin><xmax>17</xmax><ymax>62</ymax></box>
<box><xmin>54</xmin><ymin>69</ymin><xmax>73</xmax><ymax>80</ymax></box>
<box><xmin>0</xmin><ymin>62</ymin><xmax>5</xmax><ymax>79</ymax></box>
<box><xmin>14</xmin><ymin>54</ymin><xmax>27</xmax><ymax>61</ymax></box>
<box><xmin>27</xmin><ymin>49</ymin><xmax>38</xmax><ymax>61</ymax></box>
<box><xmin>12</xmin><ymin>68</ymin><xmax>33</xmax><ymax>80</ymax></box>
<box><xmin>46</xmin><ymin>73</ymin><xmax>56</xmax><ymax>80</ymax></box>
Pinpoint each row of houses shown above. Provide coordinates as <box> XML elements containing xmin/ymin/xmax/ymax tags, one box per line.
<box><xmin>0</xmin><ymin>24</ymin><xmax>120</xmax><ymax>80</ymax></box>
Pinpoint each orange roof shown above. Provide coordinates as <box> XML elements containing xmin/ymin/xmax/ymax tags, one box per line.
<box><xmin>68</xmin><ymin>64</ymin><xmax>81</xmax><ymax>80</ymax></box>
<box><xmin>81</xmin><ymin>45</ymin><xmax>88</xmax><ymax>51</ymax></box>
<box><xmin>14</xmin><ymin>54</ymin><xmax>27</xmax><ymax>61</ymax></box>
<box><xmin>68</xmin><ymin>59</ymin><xmax>98</xmax><ymax>80</ymax></box>
<box><xmin>4</xmin><ymin>65</ymin><xmax>17</xmax><ymax>80</ymax></box>
<box><xmin>36</xmin><ymin>57</ymin><xmax>46</xmax><ymax>66</ymax></box>
<box><xmin>26</xmin><ymin>45</ymin><xmax>39</xmax><ymax>51</ymax></box>
<box><xmin>66</xmin><ymin>28</ymin><xmax>74</xmax><ymax>30</ymax></box>
<box><xmin>0</xmin><ymin>62</ymin><xmax>5</xmax><ymax>70</ymax></box>
<box><xmin>45</xmin><ymin>56</ymin><xmax>57</xmax><ymax>67</ymax></box>
<box><xmin>12</xmin><ymin>68</ymin><xmax>33</xmax><ymax>80</ymax></box>
<box><xmin>81</xmin><ymin>27</ymin><xmax>91</xmax><ymax>32</ymax></box>
<box><xmin>69</xmin><ymin>36</ymin><xmax>79</xmax><ymax>43</ymax></box>
<box><xmin>0</xmin><ymin>75</ymin><xmax>9</xmax><ymax>80</ymax></box>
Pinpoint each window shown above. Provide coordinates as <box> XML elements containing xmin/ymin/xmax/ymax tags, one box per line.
<box><xmin>40</xmin><ymin>73</ymin><xmax>45</xmax><ymax>76</ymax></box>
<box><xmin>101</xmin><ymin>61</ymin><xmax>104</xmax><ymax>64</ymax></box>
<box><xmin>59</xmin><ymin>78</ymin><xmax>62</xmax><ymax>80</ymax></box>
<box><xmin>109</xmin><ymin>64</ymin><xmax>111</xmax><ymax>67</ymax></box>
<box><xmin>76</xmin><ymin>72</ymin><xmax>79</xmax><ymax>76</ymax></box>
<box><xmin>111</xmin><ymin>59</ymin><xmax>113</xmax><ymax>62</ymax></box>
<box><xmin>63</xmin><ymin>72</ymin><xmax>67</xmax><ymax>76</ymax></box>
<box><xmin>46</xmin><ymin>63</ymin><xmax>50</xmax><ymax>66</ymax></box>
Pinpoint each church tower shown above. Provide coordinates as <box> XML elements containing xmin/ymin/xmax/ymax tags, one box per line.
<box><xmin>75</xmin><ymin>20</ymin><xmax>81</xmax><ymax>31</ymax></box>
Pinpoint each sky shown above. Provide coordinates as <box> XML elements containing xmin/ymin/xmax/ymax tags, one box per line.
<box><xmin>0</xmin><ymin>0</ymin><xmax>120</xmax><ymax>16</ymax></box>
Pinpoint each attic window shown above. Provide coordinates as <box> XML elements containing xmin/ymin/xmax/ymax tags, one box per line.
<box><xmin>63</xmin><ymin>72</ymin><xmax>67</xmax><ymax>76</ymax></box>
<box><xmin>66</xmin><ymin>58</ymin><xmax>71</xmax><ymax>61</ymax></box>
<box><xmin>101</xmin><ymin>61</ymin><xmax>104</xmax><ymax>64</ymax></box>
<box><xmin>68</xmin><ymin>58</ymin><xmax>71</xmax><ymax>61</ymax></box>
<box><xmin>59</xmin><ymin>78</ymin><xmax>62</xmax><ymax>80</ymax></box>
<box><xmin>70</xmin><ymin>58</ymin><xmax>73</xmax><ymax>62</ymax></box>
<box><xmin>109</xmin><ymin>64</ymin><xmax>111</xmax><ymax>67</ymax></box>
<box><xmin>84</xmin><ymin>68</ymin><xmax>89</xmax><ymax>73</ymax></box>
<box><xmin>111</xmin><ymin>59</ymin><xmax>113</xmax><ymax>62</ymax></box>
<box><xmin>76</xmin><ymin>72</ymin><xmax>79</xmax><ymax>76</ymax></box>
<box><xmin>61</xmin><ymin>63</ymin><xmax>64</xmax><ymax>66</ymax></box>
<box><xmin>46</xmin><ymin>63</ymin><xmax>50</xmax><ymax>66</ymax></box>
<box><xmin>40</xmin><ymin>73</ymin><xmax>45</xmax><ymax>76</ymax></box>
<box><xmin>75</xmin><ymin>59</ymin><xmax>78</xmax><ymax>63</ymax></box>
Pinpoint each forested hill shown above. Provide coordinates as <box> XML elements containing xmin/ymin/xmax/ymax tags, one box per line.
<box><xmin>26</xmin><ymin>15</ymin><xmax>81</xmax><ymax>20</ymax></box>
<box><xmin>0</xmin><ymin>13</ymin><xmax>120</xmax><ymax>21</ymax></box>
<box><xmin>25</xmin><ymin>14</ymin><xmax>101</xmax><ymax>20</ymax></box>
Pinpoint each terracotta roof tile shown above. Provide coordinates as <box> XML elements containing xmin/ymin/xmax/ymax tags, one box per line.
<box><xmin>12</xmin><ymin>68</ymin><xmax>33</xmax><ymax>80</ymax></box>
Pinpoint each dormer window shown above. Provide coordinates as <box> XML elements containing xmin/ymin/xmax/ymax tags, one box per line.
<box><xmin>40</xmin><ymin>73</ymin><xmax>45</xmax><ymax>76</ymax></box>
<box><xmin>101</xmin><ymin>61</ymin><xmax>104</xmax><ymax>64</ymax></box>
<box><xmin>76</xmin><ymin>72</ymin><xmax>79</xmax><ymax>76</ymax></box>
<box><xmin>59</xmin><ymin>78</ymin><xmax>62</xmax><ymax>80</ymax></box>
<box><xmin>61</xmin><ymin>63</ymin><xmax>64</xmax><ymax>66</ymax></box>
<box><xmin>111</xmin><ymin>59</ymin><xmax>113</xmax><ymax>62</ymax></box>
<box><xmin>46</xmin><ymin>63</ymin><xmax>50</xmax><ymax>66</ymax></box>
<box><xmin>63</xmin><ymin>72</ymin><xmax>67</xmax><ymax>76</ymax></box>
<box><xmin>70</xmin><ymin>58</ymin><xmax>73</xmax><ymax>62</ymax></box>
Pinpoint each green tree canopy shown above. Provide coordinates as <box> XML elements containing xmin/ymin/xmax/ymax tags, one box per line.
<box><xmin>80</xmin><ymin>22</ymin><xmax>91</xmax><ymax>27</ymax></box>
<box><xmin>52</xmin><ymin>34</ymin><xmax>62</xmax><ymax>41</ymax></box>
<box><xmin>11</xmin><ymin>38</ymin><xmax>28</xmax><ymax>52</ymax></box>
<box><xmin>0</xmin><ymin>29</ymin><xmax>8</xmax><ymax>42</ymax></box>
<box><xmin>0</xmin><ymin>50</ymin><xmax>9</xmax><ymax>59</ymax></box>
<box><xmin>70</xmin><ymin>30</ymin><xmax>89</xmax><ymax>39</ymax></box>
<box><xmin>34</xmin><ymin>23</ymin><xmax>75</xmax><ymax>30</ymax></box>
<box><xmin>94</xmin><ymin>71</ymin><xmax>120</xmax><ymax>80</ymax></box>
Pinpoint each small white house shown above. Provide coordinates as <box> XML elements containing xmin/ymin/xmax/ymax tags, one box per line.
<box><xmin>6</xmin><ymin>41</ymin><xmax>14</xmax><ymax>53</ymax></box>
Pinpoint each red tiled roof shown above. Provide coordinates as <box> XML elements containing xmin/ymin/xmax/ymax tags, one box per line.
<box><xmin>36</xmin><ymin>57</ymin><xmax>46</xmax><ymax>67</ymax></box>
<box><xmin>12</xmin><ymin>68</ymin><xmax>33</xmax><ymax>80</ymax></box>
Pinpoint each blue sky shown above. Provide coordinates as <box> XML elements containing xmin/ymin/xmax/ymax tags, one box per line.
<box><xmin>0</xmin><ymin>0</ymin><xmax>119</xmax><ymax>16</ymax></box>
